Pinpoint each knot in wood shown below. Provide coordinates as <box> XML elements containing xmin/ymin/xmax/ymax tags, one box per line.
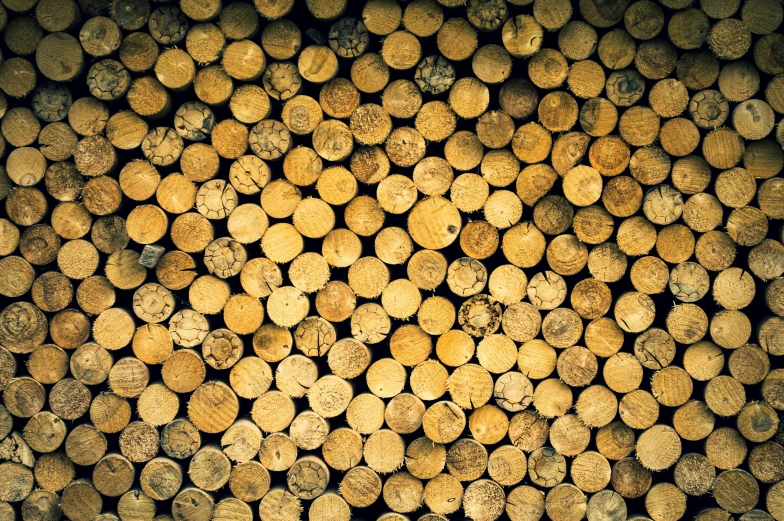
<box><xmin>689</xmin><ymin>89</ymin><xmax>729</xmax><ymax>129</ymax></box>
<box><xmin>202</xmin><ymin>328</ymin><xmax>243</xmax><ymax>369</ymax></box>
<box><xmin>204</xmin><ymin>237</ymin><xmax>247</xmax><ymax>279</ymax></box>
<box><xmin>287</xmin><ymin>457</ymin><xmax>330</xmax><ymax>499</ymax></box>
<box><xmin>31</xmin><ymin>82</ymin><xmax>72</xmax><ymax>122</ymax></box>
<box><xmin>467</xmin><ymin>0</ymin><xmax>509</xmax><ymax>31</ymax></box>
<box><xmin>447</xmin><ymin>257</ymin><xmax>488</xmax><ymax>297</ymax></box>
<box><xmin>527</xmin><ymin>271</ymin><xmax>567</xmax><ymax>310</ymax></box>
<box><xmin>350</xmin><ymin>303</ymin><xmax>391</xmax><ymax>344</ymax></box>
<box><xmin>262</xmin><ymin>63</ymin><xmax>302</xmax><ymax>101</ymax></box>
<box><xmin>133</xmin><ymin>282</ymin><xmax>175</xmax><ymax>323</ymax></box>
<box><xmin>168</xmin><ymin>309</ymin><xmax>209</xmax><ymax>347</ymax></box>
<box><xmin>414</xmin><ymin>55</ymin><xmax>456</xmax><ymax>95</ymax></box>
<box><xmin>494</xmin><ymin>371</ymin><xmax>534</xmax><ymax>412</ymax></box>
<box><xmin>634</xmin><ymin>328</ymin><xmax>676</xmax><ymax>370</ymax></box>
<box><xmin>196</xmin><ymin>180</ymin><xmax>238</xmax><ymax>219</ymax></box>
<box><xmin>528</xmin><ymin>447</ymin><xmax>567</xmax><ymax>487</ymax></box>
<box><xmin>141</xmin><ymin>127</ymin><xmax>183</xmax><ymax>166</ymax></box>
<box><xmin>458</xmin><ymin>294</ymin><xmax>502</xmax><ymax>337</ymax></box>
<box><xmin>148</xmin><ymin>6</ymin><xmax>188</xmax><ymax>45</ymax></box>
<box><xmin>328</xmin><ymin>17</ymin><xmax>369</xmax><ymax>58</ymax></box>
<box><xmin>294</xmin><ymin>316</ymin><xmax>337</xmax><ymax>357</ymax></box>
<box><xmin>606</xmin><ymin>69</ymin><xmax>645</xmax><ymax>106</ymax></box>
<box><xmin>174</xmin><ymin>101</ymin><xmax>215</xmax><ymax>141</ymax></box>
<box><xmin>250</xmin><ymin>119</ymin><xmax>293</xmax><ymax>160</ymax></box>
<box><xmin>87</xmin><ymin>59</ymin><xmax>131</xmax><ymax>100</ymax></box>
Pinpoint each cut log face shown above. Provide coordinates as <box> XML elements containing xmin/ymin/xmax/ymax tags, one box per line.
<box><xmin>0</xmin><ymin>0</ymin><xmax>783</xmax><ymax>520</ymax></box>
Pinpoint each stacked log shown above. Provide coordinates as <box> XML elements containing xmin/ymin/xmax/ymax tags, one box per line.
<box><xmin>0</xmin><ymin>0</ymin><xmax>783</xmax><ymax>520</ymax></box>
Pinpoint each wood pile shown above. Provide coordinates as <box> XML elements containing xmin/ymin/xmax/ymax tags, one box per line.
<box><xmin>0</xmin><ymin>0</ymin><xmax>783</xmax><ymax>520</ymax></box>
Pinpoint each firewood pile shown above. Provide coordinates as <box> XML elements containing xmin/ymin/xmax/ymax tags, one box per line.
<box><xmin>0</xmin><ymin>0</ymin><xmax>783</xmax><ymax>520</ymax></box>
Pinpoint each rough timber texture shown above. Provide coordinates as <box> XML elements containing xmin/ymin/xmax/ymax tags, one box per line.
<box><xmin>0</xmin><ymin>0</ymin><xmax>783</xmax><ymax>520</ymax></box>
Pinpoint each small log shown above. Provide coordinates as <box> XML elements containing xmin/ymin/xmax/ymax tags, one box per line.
<box><xmin>192</xmin><ymin>499</ymin><xmax>234</xmax><ymax>521</ymax></box>
<box><xmin>137</xmin><ymin>383</ymin><xmax>179</xmax><ymax>426</ymax></box>
<box><xmin>80</xmin><ymin>16</ymin><xmax>122</xmax><ymax>58</ymax></box>
<box><xmin>61</xmin><ymin>480</ymin><xmax>102</xmax><ymax>521</ymax></box>
<box><xmin>93</xmin><ymin>453</ymin><xmax>135</xmax><ymax>497</ymax></box>
<box><xmin>36</xmin><ymin>33</ymin><xmax>84</xmax><ymax>82</ymax></box>
<box><xmin>172</xmin><ymin>487</ymin><xmax>213</xmax><ymax>521</ymax></box>
<box><xmin>160</xmin><ymin>419</ymin><xmax>201</xmax><ymax>460</ymax></box>
<box><xmin>229</xmin><ymin>460</ymin><xmax>270</xmax><ymax>502</ymax></box>
<box><xmin>706</xmin><ymin>427</ymin><xmax>748</xmax><ymax>471</ymax></box>
<box><xmin>65</xmin><ymin>425</ymin><xmax>107</xmax><ymax>466</ymax></box>
<box><xmin>188</xmin><ymin>445</ymin><xmax>231</xmax><ymax>491</ymax></box>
